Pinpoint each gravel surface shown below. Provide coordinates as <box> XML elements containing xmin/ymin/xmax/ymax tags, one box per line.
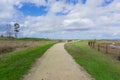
<box><xmin>23</xmin><ymin>43</ymin><xmax>92</xmax><ymax>80</ymax></box>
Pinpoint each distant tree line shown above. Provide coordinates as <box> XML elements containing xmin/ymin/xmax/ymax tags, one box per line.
<box><xmin>0</xmin><ymin>23</ymin><xmax>20</xmax><ymax>38</ymax></box>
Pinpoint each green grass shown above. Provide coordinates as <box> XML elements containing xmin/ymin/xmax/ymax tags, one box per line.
<box><xmin>16</xmin><ymin>38</ymin><xmax>51</xmax><ymax>41</ymax></box>
<box><xmin>0</xmin><ymin>37</ymin><xmax>52</xmax><ymax>41</ymax></box>
<box><xmin>0</xmin><ymin>42</ymin><xmax>55</xmax><ymax>80</ymax></box>
<box><xmin>65</xmin><ymin>41</ymin><xmax>120</xmax><ymax>80</ymax></box>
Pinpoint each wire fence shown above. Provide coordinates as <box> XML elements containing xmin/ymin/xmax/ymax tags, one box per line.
<box><xmin>88</xmin><ymin>41</ymin><xmax>120</xmax><ymax>60</ymax></box>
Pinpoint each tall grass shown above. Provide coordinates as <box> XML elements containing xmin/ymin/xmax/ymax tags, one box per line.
<box><xmin>65</xmin><ymin>41</ymin><xmax>120</xmax><ymax>80</ymax></box>
<box><xmin>0</xmin><ymin>42</ymin><xmax>55</xmax><ymax>80</ymax></box>
<box><xmin>0</xmin><ymin>39</ymin><xmax>54</xmax><ymax>54</ymax></box>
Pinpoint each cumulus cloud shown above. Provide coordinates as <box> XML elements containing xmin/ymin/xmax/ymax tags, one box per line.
<box><xmin>0</xmin><ymin>0</ymin><xmax>120</xmax><ymax>39</ymax></box>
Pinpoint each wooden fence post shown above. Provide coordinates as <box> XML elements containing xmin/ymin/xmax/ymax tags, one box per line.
<box><xmin>88</xmin><ymin>41</ymin><xmax>90</xmax><ymax>46</ymax></box>
<box><xmin>118</xmin><ymin>49</ymin><xmax>120</xmax><ymax>61</ymax></box>
<box><xmin>93</xmin><ymin>42</ymin><xmax>95</xmax><ymax>48</ymax></box>
<box><xmin>98</xmin><ymin>44</ymin><xmax>100</xmax><ymax>51</ymax></box>
<box><xmin>92</xmin><ymin>41</ymin><xmax>96</xmax><ymax>48</ymax></box>
<box><xmin>106</xmin><ymin>44</ymin><xmax>108</xmax><ymax>53</ymax></box>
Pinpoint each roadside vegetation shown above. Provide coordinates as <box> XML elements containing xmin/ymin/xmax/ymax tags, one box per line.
<box><xmin>0</xmin><ymin>38</ymin><xmax>56</xmax><ymax>80</ymax></box>
<box><xmin>0</xmin><ymin>38</ymin><xmax>53</xmax><ymax>54</ymax></box>
<box><xmin>65</xmin><ymin>41</ymin><xmax>120</xmax><ymax>80</ymax></box>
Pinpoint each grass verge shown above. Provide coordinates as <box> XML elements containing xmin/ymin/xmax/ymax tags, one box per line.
<box><xmin>0</xmin><ymin>42</ymin><xmax>55</xmax><ymax>80</ymax></box>
<box><xmin>65</xmin><ymin>41</ymin><xmax>120</xmax><ymax>80</ymax></box>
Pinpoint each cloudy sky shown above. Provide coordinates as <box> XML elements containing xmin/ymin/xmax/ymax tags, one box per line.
<box><xmin>0</xmin><ymin>0</ymin><xmax>120</xmax><ymax>39</ymax></box>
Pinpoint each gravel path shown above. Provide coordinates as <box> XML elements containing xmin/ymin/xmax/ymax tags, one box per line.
<box><xmin>23</xmin><ymin>43</ymin><xmax>92</xmax><ymax>80</ymax></box>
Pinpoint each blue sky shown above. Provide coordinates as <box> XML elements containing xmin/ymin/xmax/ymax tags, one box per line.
<box><xmin>17</xmin><ymin>3</ymin><xmax>48</xmax><ymax>16</ymax></box>
<box><xmin>0</xmin><ymin>0</ymin><xmax>120</xmax><ymax>39</ymax></box>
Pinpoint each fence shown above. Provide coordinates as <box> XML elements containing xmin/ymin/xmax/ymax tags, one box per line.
<box><xmin>88</xmin><ymin>41</ymin><xmax>120</xmax><ymax>60</ymax></box>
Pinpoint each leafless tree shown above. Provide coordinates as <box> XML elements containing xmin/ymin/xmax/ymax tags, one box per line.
<box><xmin>0</xmin><ymin>35</ymin><xmax>4</xmax><ymax>37</ymax></box>
<box><xmin>6</xmin><ymin>24</ymin><xmax>13</xmax><ymax>38</ymax></box>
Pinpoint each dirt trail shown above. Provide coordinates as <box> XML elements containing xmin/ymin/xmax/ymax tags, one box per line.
<box><xmin>23</xmin><ymin>43</ymin><xmax>92</xmax><ymax>80</ymax></box>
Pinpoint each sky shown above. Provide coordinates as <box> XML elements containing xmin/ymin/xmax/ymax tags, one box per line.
<box><xmin>0</xmin><ymin>0</ymin><xmax>120</xmax><ymax>39</ymax></box>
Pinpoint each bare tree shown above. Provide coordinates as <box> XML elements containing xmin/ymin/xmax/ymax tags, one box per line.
<box><xmin>0</xmin><ymin>35</ymin><xmax>4</xmax><ymax>38</ymax></box>
<box><xmin>6</xmin><ymin>24</ymin><xmax>13</xmax><ymax>38</ymax></box>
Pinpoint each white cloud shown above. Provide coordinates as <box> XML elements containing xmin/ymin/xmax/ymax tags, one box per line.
<box><xmin>0</xmin><ymin>0</ymin><xmax>120</xmax><ymax>39</ymax></box>
<box><xmin>26</xmin><ymin>0</ymin><xmax>46</xmax><ymax>6</ymax></box>
<box><xmin>86</xmin><ymin>0</ymin><xmax>104</xmax><ymax>7</ymax></box>
<box><xmin>63</xmin><ymin>18</ymin><xmax>94</xmax><ymax>30</ymax></box>
<box><xmin>0</xmin><ymin>0</ymin><xmax>24</xmax><ymax>22</ymax></box>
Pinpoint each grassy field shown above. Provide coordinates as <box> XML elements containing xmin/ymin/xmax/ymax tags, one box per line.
<box><xmin>0</xmin><ymin>39</ymin><xmax>56</xmax><ymax>80</ymax></box>
<box><xmin>0</xmin><ymin>38</ymin><xmax>54</xmax><ymax>54</ymax></box>
<box><xmin>65</xmin><ymin>41</ymin><xmax>120</xmax><ymax>80</ymax></box>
